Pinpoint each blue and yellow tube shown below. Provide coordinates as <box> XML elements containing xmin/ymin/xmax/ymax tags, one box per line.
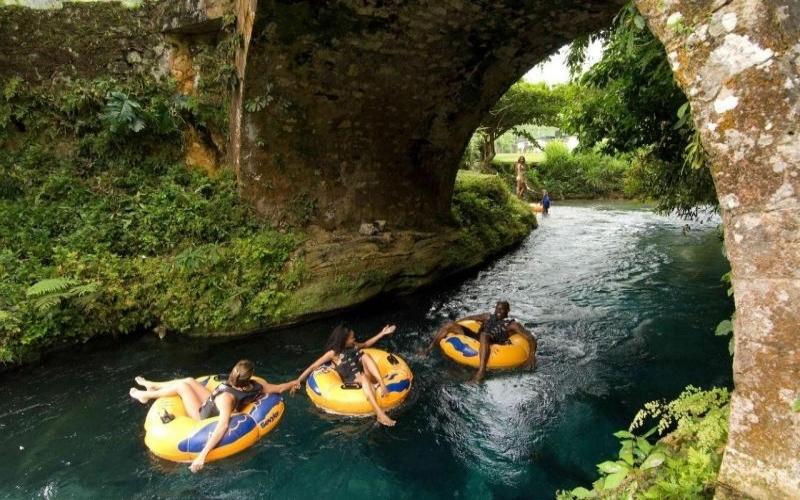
<box><xmin>439</xmin><ymin>320</ymin><xmax>531</xmax><ymax>370</ymax></box>
<box><xmin>143</xmin><ymin>375</ymin><xmax>284</xmax><ymax>463</ymax></box>
<box><xmin>305</xmin><ymin>348</ymin><xmax>413</xmax><ymax>416</ymax></box>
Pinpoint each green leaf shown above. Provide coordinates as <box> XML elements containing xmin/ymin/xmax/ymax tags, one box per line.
<box><xmin>792</xmin><ymin>398</ymin><xmax>800</xmax><ymax>412</ymax></box>
<box><xmin>634</xmin><ymin>15</ymin><xmax>646</xmax><ymax>30</ymax></box>
<box><xmin>570</xmin><ymin>487</ymin><xmax>593</xmax><ymax>499</ymax></box>
<box><xmin>598</xmin><ymin>461</ymin><xmax>625</xmax><ymax>474</ymax></box>
<box><xmin>642</xmin><ymin>426</ymin><xmax>659</xmax><ymax>439</ymax></box>
<box><xmin>33</xmin><ymin>294</ymin><xmax>63</xmax><ymax>311</ymax></box>
<box><xmin>131</xmin><ymin>118</ymin><xmax>146</xmax><ymax>133</ymax></box>
<box><xmin>613</xmin><ymin>430</ymin><xmax>635</xmax><ymax>439</ymax></box>
<box><xmin>676</xmin><ymin>102</ymin><xmax>689</xmax><ymax>119</ymax></box>
<box><xmin>602</xmin><ymin>470</ymin><xmax>629</xmax><ymax>490</ymax></box>
<box><xmin>640</xmin><ymin>452</ymin><xmax>666</xmax><ymax>470</ymax></box>
<box><xmin>636</xmin><ymin>437</ymin><xmax>653</xmax><ymax>455</ymax></box>
<box><xmin>729</xmin><ymin>337</ymin><xmax>735</xmax><ymax>356</ymax></box>
<box><xmin>715</xmin><ymin>319</ymin><xmax>733</xmax><ymax>336</ymax></box>
<box><xmin>620</xmin><ymin>445</ymin><xmax>635</xmax><ymax>466</ymax></box>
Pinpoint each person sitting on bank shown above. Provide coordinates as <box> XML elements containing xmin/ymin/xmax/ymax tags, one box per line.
<box><xmin>130</xmin><ymin>360</ymin><xmax>299</xmax><ymax>472</ymax></box>
<box><xmin>295</xmin><ymin>324</ymin><xmax>398</xmax><ymax>426</ymax></box>
<box><xmin>542</xmin><ymin>190</ymin><xmax>551</xmax><ymax>215</ymax></box>
<box><xmin>424</xmin><ymin>301</ymin><xmax>537</xmax><ymax>382</ymax></box>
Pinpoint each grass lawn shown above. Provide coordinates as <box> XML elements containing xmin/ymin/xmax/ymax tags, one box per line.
<box><xmin>493</xmin><ymin>151</ymin><xmax>545</xmax><ymax>164</ymax></box>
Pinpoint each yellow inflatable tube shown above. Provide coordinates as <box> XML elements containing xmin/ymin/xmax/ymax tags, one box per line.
<box><xmin>143</xmin><ymin>375</ymin><xmax>284</xmax><ymax>463</ymax></box>
<box><xmin>305</xmin><ymin>348</ymin><xmax>413</xmax><ymax>416</ymax></box>
<box><xmin>439</xmin><ymin>320</ymin><xmax>531</xmax><ymax>370</ymax></box>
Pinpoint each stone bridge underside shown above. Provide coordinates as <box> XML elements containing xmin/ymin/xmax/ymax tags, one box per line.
<box><xmin>230</xmin><ymin>0</ymin><xmax>627</xmax><ymax>228</ymax></box>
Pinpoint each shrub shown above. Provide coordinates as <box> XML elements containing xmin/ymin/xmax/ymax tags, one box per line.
<box><xmin>0</xmin><ymin>76</ymin><xmax>300</xmax><ymax>365</ymax></box>
<box><xmin>558</xmin><ymin>386</ymin><xmax>730</xmax><ymax>499</ymax></box>
<box><xmin>529</xmin><ymin>141</ymin><xmax>629</xmax><ymax>200</ymax></box>
<box><xmin>450</xmin><ymin>171</ymin><xmax>536</xmax><ymax>258</ymax></box>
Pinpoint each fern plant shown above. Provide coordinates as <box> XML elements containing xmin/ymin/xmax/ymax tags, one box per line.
<box><xmin>26</xmin><ymin>278</ymin><xmax>101</xmax><ymax>311</ymax></box>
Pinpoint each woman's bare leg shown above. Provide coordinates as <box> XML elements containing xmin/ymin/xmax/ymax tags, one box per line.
<box><xmin>357</xmin><ymin>373</ymin><xmax>395</xmax><ymax>427</ymax></box>
<box><xmin>361</xmin><ymin>354</ymin><xmax>388</xmax><ymax>396</ymax></box>
<box><xmin>134</xmin><ymin>376</ymin><xmax>169</xmax><ymax>390</ymax></box>
<box><xmin>135</xmin><ymin>377</ymin><xmax>211</xmax><ymax>401</ymax></box>
<box><xmin>129</xmin><ymin>378</ymin><xmax>206</xmax><ymax>420</ymax></box>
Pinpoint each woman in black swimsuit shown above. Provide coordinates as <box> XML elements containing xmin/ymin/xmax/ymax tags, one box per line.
<box><xmin>130</xmin><ymin>360</ymin><xmax>299</xmax><ymax>472</ymax></box>
<box><xmin>295</xmin><ymin>324</ymin><xmax>397</xmax><ymax>426</ymax></box>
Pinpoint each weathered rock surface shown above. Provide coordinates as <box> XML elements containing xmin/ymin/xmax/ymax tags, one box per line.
<box><xmin>280</xmin><ymin>226</ymin><xmax>505</xmax><ymax>324</ymax></box>
<box><xmin>636</xmin><ymin>1</ymin><xmax>800</xmax><ymax>498</ymax></box>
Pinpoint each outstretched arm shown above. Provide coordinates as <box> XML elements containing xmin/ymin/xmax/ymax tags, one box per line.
<box><xmin>189</xmin><ymin>396</ymin><xmax>233</xmax><ymax>473</ymax></box>
<box><xmin>356</xmin><ymin>324</ymin><xmax>396</xmax><ymax>349</ymax></box>
<box><xmin>261</xmin><ymin>379</ymin><xmax>300</xmax><ymax>394</ymax></box>
<box><xmin>296</xmin><ymin>350</ymin><xmax>336</xmax><ymax>384</ymax></box>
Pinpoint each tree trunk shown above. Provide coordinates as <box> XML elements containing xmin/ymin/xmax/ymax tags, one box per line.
<box><xmin>479</xmin><ymin>133</ymin><xmax>496</xmax><ymax>172</ymax></box>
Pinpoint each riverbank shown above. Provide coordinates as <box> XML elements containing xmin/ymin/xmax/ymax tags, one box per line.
<box><xmin>0</xmin><ymin>130</ymin><xmax>535</xmax><ymax>365</ymax></box>
<box><xmin>489</xmin><ymin>142</ymin><xmax>631</xmax><ymax>201</ymax></box>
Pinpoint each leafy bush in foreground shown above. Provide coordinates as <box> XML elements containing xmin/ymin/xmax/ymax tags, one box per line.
<box><xmin>558</xmin><ymin>386</ymin><xmax>730</xmax><ymax>499</ymax></box>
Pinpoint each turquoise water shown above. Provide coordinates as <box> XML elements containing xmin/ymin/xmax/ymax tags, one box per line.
<box><xmin>0</xmin><ymin>202</ymin><xmax>733</xmax><ymax>499</ymax></box>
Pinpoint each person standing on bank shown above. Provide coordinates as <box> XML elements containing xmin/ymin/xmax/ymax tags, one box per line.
<box><xmin>515</xmin><ymin>156</ymin><xmax>527</xmax><ymax>199</ymax></box>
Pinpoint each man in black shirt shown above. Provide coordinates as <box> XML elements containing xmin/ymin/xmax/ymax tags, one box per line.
<box><xmin>424</xmin><ymin>301</ymin><xmax>537</xmax><ymax>382</ymax></box>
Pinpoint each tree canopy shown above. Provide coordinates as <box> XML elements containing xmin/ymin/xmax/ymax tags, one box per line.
<box><xmin>563</xmin><ymin>3</ymin><xmax>717</xmax><ymax>216</ymax></box>
<box><xmin>475</xmin><ymin>81</ymin><xmax>567</xmax><ymax>169</ymax></box>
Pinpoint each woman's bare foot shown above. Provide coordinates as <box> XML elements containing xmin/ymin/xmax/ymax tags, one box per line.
<box><xmin>134</xmin><ymin>376</ymin><xmax>156</xmax><ymax>390</ymax></box>
<box><xmin>129</xmin><ymin>387</ymin><xmax>149</xmax><ymax>404</ymax></box>
<box><xmin>377</xmin><ymin>414</ymin><xmax>396</xmax><ymax>427</ymax></box>
<box><xmin>379</xmin><ymin>385</ymin><xmax>389</xmax><ymax>398</ymax></box>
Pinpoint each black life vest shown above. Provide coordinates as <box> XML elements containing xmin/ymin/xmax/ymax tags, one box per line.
<box><xmin>198</xmin><ymin>378</ymin><xmax>262</xmax><ymax>419</ymax></box>
<box><xmin>478</xmin><ymin>314</ymin><xmax>513</xmax><ymax>343</ymax></box>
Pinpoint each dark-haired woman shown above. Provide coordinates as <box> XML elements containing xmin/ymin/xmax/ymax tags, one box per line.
<box><xmin>130</xmin><ymin>360</ymin><xmax>299</xmax><ymax>472</ymax></box>
<box><xmin>295</xmin><ymin>324</ymin><xmax>397</xmax><ymax>426</ymax></box>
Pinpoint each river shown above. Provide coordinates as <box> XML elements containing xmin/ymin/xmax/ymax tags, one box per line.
<box><xmin>0</xmin><ymin>201</ymin><xmax>733</xmax><ymax>499</ymax></box>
